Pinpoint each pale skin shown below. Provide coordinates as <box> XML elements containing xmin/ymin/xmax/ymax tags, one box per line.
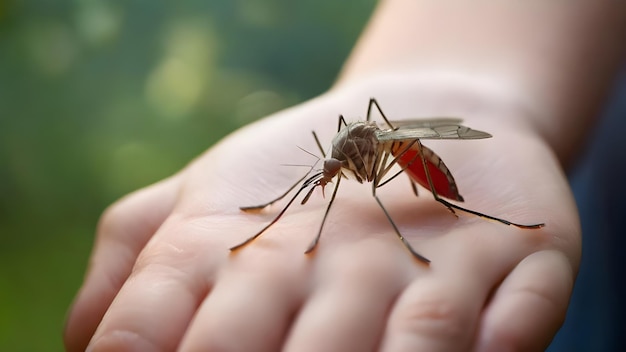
<box><xmin>65</xmin><ymin>0</ymin><xmax>626</xmax><ymax>351</ymax></box>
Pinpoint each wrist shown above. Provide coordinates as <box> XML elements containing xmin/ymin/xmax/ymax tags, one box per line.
<box><xmin>334</xmin><ymin>0</ymin><xmax>626</xmax><ymax>168</ymax></box>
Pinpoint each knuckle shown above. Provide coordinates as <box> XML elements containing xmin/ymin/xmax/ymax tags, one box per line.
<box><xmin>392</xmin><ymin>294</ymin><xmax>471</xmax><ymax>342</ymax></box>
<box><xmin>97</xmin><ymin>198</ymin><xmax>138</xmax><ymax>241</ymax></box>
<box><xmin>129</xmin><ymin>220</ymin><xmax>211</xmax><ymax>283</ymax></box>
<box><xmin>88</xmin><ymin>330</ymin><xmax>162</xmax><ymax>352</ymax></box>
<box><xmin>130</xmin><ymin>241</ymin><xmax>200</xmax><ymax>292</ymax></box>
<box><xmin>96</xmin><ymin>192</ymin><xmax>166</xmax><ymax>250</ymax></box>
<box><xmin>132</xmin><ymin>236</ymin><xmax>188</xmax><ymax>275</ymax></box>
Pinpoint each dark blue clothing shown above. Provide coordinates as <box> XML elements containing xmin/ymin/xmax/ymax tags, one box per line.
<box><xmin>548</xmin><ymin>70</ymin><xmax>626</xmax><ymax>351</ymax></box>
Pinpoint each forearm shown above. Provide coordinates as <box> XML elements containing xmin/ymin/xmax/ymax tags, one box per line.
<box><xmin>337</xmin><ymin>0</ymin><xmax>626</xmax><ymax>166</ymax></box>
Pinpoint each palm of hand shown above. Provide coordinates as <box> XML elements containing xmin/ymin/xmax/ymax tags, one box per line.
<box><xmin>65</xmin><ymin>88</ymin><xmax>579</xmax><ymax>352</ymax></box>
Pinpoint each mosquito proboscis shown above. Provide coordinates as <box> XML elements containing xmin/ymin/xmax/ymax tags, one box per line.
<box><xmin>230</xmin><ymin>98</ymin><xmax>545</xmax><ymax>264</ymax></box>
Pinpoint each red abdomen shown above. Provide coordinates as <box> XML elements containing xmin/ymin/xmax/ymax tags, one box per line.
<box><xmin>390</xmin><ymin>142</ymin><xmax>464</xmax><ymax>202</ymax></box>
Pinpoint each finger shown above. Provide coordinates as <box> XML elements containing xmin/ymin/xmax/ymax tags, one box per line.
<box><xmin>85</xmin><ymin>219</ymin><xmax>220</xmax><ymax>351</ymax></box>
<box><xmin>64</xmin><ymin>176</ymin><xmax>181</xmax><ymax>352</ymax></box>
<box><xmin>473</xmin><ymin>250</ymin><xmax>574</xmax><ymax>352</ymax></box>
<box><xmin>284</xmin><ymin>240</ymin><xmax>414</xmax><ymax>352</ymax></box>
<box><xmin>379</xmin><ymin>228</ymin><xmax>517</xmax><ymax>352</ymax></box>
<box><xmin>379</xmin><ymin>278</ymin><xmax>483</xmax><ymax>351</ymax></box>
<box><xmin>179</xmin><ymin>251</ymin><xmax>309</xmax><ymax>352</ymax></box>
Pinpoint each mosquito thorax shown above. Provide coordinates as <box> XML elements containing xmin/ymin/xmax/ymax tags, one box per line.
<box><xmin>329</xmin><ymin>121</ymin><xmax>379</xmax><ymax>183</ymax></box>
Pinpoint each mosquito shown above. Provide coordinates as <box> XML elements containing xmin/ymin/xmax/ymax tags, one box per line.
<box><xmin>230</xmin><ymin>98</ymin><xmax>545</xmax><ymax>263</ymax></box>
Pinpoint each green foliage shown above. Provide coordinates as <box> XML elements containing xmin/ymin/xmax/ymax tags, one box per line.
<box><xmin>0</xmin><ymin>0</ymin><xmax>375</xmax><ymax>350</ymax></box>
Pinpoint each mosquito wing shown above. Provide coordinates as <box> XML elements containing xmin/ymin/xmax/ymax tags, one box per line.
<box><xmin>375</xmin><ymin>123</ymin><xmax>492</xmax><ymax>141</ymax></box>
<box><xmin>386</xmin><ymin>118</ymin><xmax>464</xmax><ymax>129</ymax></box>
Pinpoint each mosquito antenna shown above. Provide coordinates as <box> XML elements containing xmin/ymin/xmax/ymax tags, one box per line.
<box><xmin>305</xmin><ymin>175</ymin><xmax>342</xmax><ymax>254</ymax></box>
<box><xmin>231</xmin><ymin>173</ymin><xmax>324</xmax><ymax>251</ymax></box>
<box><xmin>280</xmin><ymin>163</ymin><xmax>317</xmax><ymax>168</ymax></box>
<box><xmin>296</xmin><ymin>145</ymin><xmax>321</xmax><ymax>161</ymax></box>
<box><xmin>413</xmin><ymin>139</ymin><xmax>545</xmax><ymax>229</ymax></box>
<box><xmin>240</xmin><ymin>170</ymin><xmax>321</xmax><ymax>212</ymax></box>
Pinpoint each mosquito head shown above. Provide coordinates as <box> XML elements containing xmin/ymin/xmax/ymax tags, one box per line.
<box><xmin>322</xmin><ymin>158</ymin><xmax>341</xmax><ymax>180</ymax></box>
<box><xmin>315</xmin><ymin>157</ymin><xmax>340</xmax><ymax>193</ymax></box>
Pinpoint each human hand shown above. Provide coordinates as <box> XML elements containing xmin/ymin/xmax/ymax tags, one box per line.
<box><xmin>64</xmin><ymin>78</ymin><xmax>580</xmax><ymax>351</ymax></box>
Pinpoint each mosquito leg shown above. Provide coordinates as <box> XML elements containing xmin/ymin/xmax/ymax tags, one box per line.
<box><xmin>376</xmin><ymin>140</ymin><xmax>421</xmax><ymax>189</ymax></box>
<box><xmin>376</xmin><ymin>167</ymin><xmax>407</xmax><ymax>189</ymax></box>
<box><xmin>373</xmin><ymin>194</ymin><xmax>430</xmax><ymax>264</ymax></box>
<box><xmin>366</xmin><ymin>98</ymin><xmax>375</xmax><ymax>122</ymax></box>
<box><xmin>372</xmin><ymin>142</ymin><xmax>418</xmax><ymax>196</ymax></box>
<box><xmin>312</xmin><ymin>131</ymin><xmax>326</xmax><ymax>158</ymax></box>
<box><xmin>405</xmin><ymin>145</ymin><xmax>422</xmax><ymax>198</ymax></box>
<box><xmin>305</xmin><ymin>176</ymin><xmax>342</xmax><ymax>254</ymax></box>
<box><xmin>436</xmin><ymin>198</ymin><xmax>545</xmax><ymax>229</ymax></box>
<box><xmin>370</xmin><ymin>171</ymin><xmax>429</xmax><ymax>263</ymax></box>
<box><xmin>414</xmin><ymin>139</ymin><xmax>545</xmax><ymax>229</ymax></box>
<box><xmin>410</xmin><ymin>179</ymin><xmax>419</xmax><ymax>197</ymax></box>
<box><xmin>367</xmin><ymin>98</ymin><xmax>396</xmax><ymax>129</ymax></box>
<box><xmin>337</xmin><ymin>114</ymin><xmax>348</xmax><ymax>132</ymax></box>
<box><xmin>240</xmin><ymin>171</ymin><xmax>320</xmax><ymax>212</ymax></box>
<box><xmin>412</xmin><ymin>139</ymin><xmax>458</xmax><ymax>216</ymax></box>
<box><xmin>231</xmin><ymin>178</ymin><xmax>320</xmax><ymax>251</ymax></box>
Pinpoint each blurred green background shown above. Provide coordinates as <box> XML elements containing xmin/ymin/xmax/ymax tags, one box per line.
<box><xmin>0</xmin><ymin>0</ymin><xmax>375</xmax><ymax>350</ymax></box>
